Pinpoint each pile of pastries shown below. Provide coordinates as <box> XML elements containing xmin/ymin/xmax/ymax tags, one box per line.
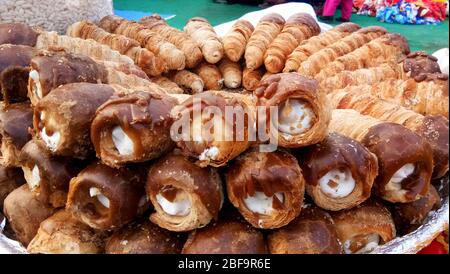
<box><xmin>0</xmin><ymin>11</ymin><xmax>448</xmax><ymax>254</ymax></box>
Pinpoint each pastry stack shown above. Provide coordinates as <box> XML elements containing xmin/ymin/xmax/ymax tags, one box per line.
<box><xmin>0</xmin><ymin>11</ymin><xmax>447</xmax><ymax>254</ymax></box>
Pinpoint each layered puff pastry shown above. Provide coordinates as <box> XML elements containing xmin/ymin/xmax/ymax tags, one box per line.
<box><xmin>297</xmin><ymin>133</ymin><xmax>378</xmax><ymax>211</ymax></box>
<box><xmin>267</xmin><ymin>205</ymin><xmax>342</xmax><ymax>254</ymax></box>
<box><xmin>66</xmin><ymin>162</ymin><xmax>148</xmax><ymax>230</ymax></box>
<box><xmin>19</xmin><ymin>139</ymin><xmax>84</xmax><ymax>208</ymax></box>
<box><xmin>91</xmin><ymin>91</ymin><xmax>178</xmax><ymax>168</ymax></box>
<box><xmin>146</xmin><ymin>150</ymin><xmax>223</xmax><ymax>232</ymax></box>
<box><xmin>329</xmin><ymin>109</ymin><xmax>433</xmax><ymax>203</ymax></box>
<box><xmin>27</xmin><ymin>210</ymin><xmax>105</xmax><ymax>254</ymax></box>
<box><xmin>105</xmin><ymin>219</ymin><xmax>184</xmax><ymax>254</ymax></box>
<box><xmin>254</xmin><ymin>73</ymin><xmax>331</xmax><ymax>148</ymax></box>
<box><xmin>331</xmin><ymin>200</ymin><xmax>396</xmax><ymax>254</ymax></box>
<box><xmin>225</xmin><ymin>149</ymin><xmax>305</xmax><ymax>229</ymax></box>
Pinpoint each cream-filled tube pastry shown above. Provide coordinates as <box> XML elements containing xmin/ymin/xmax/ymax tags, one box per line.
<box><xmin>105</xmin><ymin>219</ymin><xmax>184</xmax><ymax>254</ymax></box>
<box><xmin>19</xmin><ymin>139</ymin><xmax>83</xmax><ymax>208</ymax></box>
<box><xmin>170</xmin><ymin>90</ymin><xmax>256</xmax><ymax>167</ymax></box>
<box><xmin>27</xmin><ymin>50</ymin><xmax>107</xmax><ymax>106</ymax></box>
<box><xmin>146</xmin><ymin>151</ymin><xmax>223</xmax><ymax>232</ymax></box>
<box><xmin>255</xmin><ymin>73</ymin><xmax>331</xmax><ymax>148</ymax></box>
<box><xmin>0</xmin><ymin>44</ymin><xmax>35</xmax><ymax>104</ymax></box>
<box><xmin>267</xmin><ymin>206</ymin><xmax>342</xmax><ymax>254</ymax></box>
<box><xmin>182</xmin><ymin>218</ymin><xmax>267</xmax><ymax>254</ymax></box>
<box><xmin>331</xmin><ymin>200</ymin><xmax>396</xmax><ymax>254</ymax></box>
<box><xmin>392</xmin><ymin>184</ymin><xmax>441</xmax><ymax>235</ymax></box>
<box><xmin>329</xmin><ymin>90</ymin><xmax>449</xmax><ymax>179</ymax></box>
<box><xmin>225</xmin><ymin>149</ymin><xmax>305</xmax><ymax>229</ymax></box>
<box><xmin>297</xmin><ymin>133</ymin><xmax>378</xmax><ymax>211</ymax></box>
<box><xmin>3</xmin><ymin>185</ymin><xmax>57</xmax><ymax>246</ymax></box>
<box><xmin>91</xmin><ymin>91</ymin><xmax>177</xmax><ymax>168</ymax></box>
<box><xmin>329</xmin><ymin>109</ymin><xmax>433</xmax><ymax>203</ymax></box>
<box><xmin>66</xmin><ymin>162</ymin><xmax>147</xmax><ymax>230</ymax></box>
<box><xmin>0</xmin><ymin>23</ymin><xmax>39</xmax><ymax>46</ymax></box>
<box><xmin>33</xmin><ymin>83</ymin><xmax>115</xmax><ymax>159</ymax></box>
<box><xmin>0</xmin><ymin>166</ymin><xmax>25</xmax><ymax>211</ymax></box>
<box><xmin>27</xmin><ymin>210</ymin><xmax>105</xmax><ymax>254</ymax></box>
<box><xmin>0</xmin><ymin>102</ymin><xmax>33</xmax><ymax>167</ymax></box>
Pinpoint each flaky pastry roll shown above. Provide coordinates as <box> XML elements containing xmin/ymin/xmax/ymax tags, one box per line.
<box><xmin>146</xmin><ymin>151</ymin><xmax>223</xmax><ymax>232</ymax></box>
<box><xmin>19</xmin><ymin>139</ymin><xmax>83</xmax><ymax>208</ymax></box>
<box><xmin>331</xmin><ymin>200</ymin><xmax>396</xmax><ymax>254</ymax></box>
<box><xmin>255</xmin><ymin>73</ymin><xmax>331</xmax><ymax>148</ymax></box>
<box><xmin>0</xmin><ymin>102</ymin><xmax>33</xmax><ymax>167</ymax></box>
<box><xmin>329</xmin><ymin>109</ymin><xmax>433</xmax><ymax>203</ymax></box>
<box><xmin>27</xmin><ymin>210</ymin><xmax>105</xmax><ymax>254</ymax></box>
<box><xmin>267</xmin><ymin>205</ymin><xmax>342</xmax><ymax>254</ymax></box>
<box><xmin>91</xmin><ymin>91</ymin><xmax>177</xmax><ymax>168</ymax></box>
<box><xmin>105</xmin><ymin>219</ymin><xmax>184</xmax><ymax>254</ymax></box>
<box><xmin>297</xmin><ymin>133</ymin><xmax>378</xmax><ymax>211</ymax></box>
<box><xmin>226</xmin><ymin>149</ymin><xmax>305</xmax><ymax>229</ymax></box>
<box><xmin>3</xmin><ymin>184</ymin><xmax>56</xmax><ymax>245</ymax></box>
<box><xmin>66</xmin><ymin>162</ymin><xmax>147</xmax><ymax>230</ymax></box>
<box><xmin>33</xmin><ymin>83</ymin><xmax>115</xmax><ymax>159</ymax></box>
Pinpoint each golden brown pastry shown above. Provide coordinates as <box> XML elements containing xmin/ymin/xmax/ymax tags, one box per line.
<box><xmin>0</xmin><ymin>22</ymin><xmax>39</xmax><ymax>46</ymax></box>
<box><xmin>0</xmin><ymin>44</ymin><xmax>35</xmax><ymax>104</ymax></box>
<box><xmin>184</xmin><ymin>17</ymin><xmax>223</xmax><ymax>64</ymax></box>
<box><xmin>331</xmin><ymin>200</ymin><xmax>396</xmax><ymax>254</ymax></box>
<box><xmin>254</xmin><ymin>73</ymin><xmax>331</xmax><ymax>148</ymax></box>
<box><xmin>193</xmin><ymin>62</ymin><xmax>223</xmax><ymax>90</ymax></box>
<box><xmin>0</xmin><ymin>166</ymin><xmax>25</xmax><ymax>211</ymax></box>
<box><xmin>283</xmin><ymin>22</ymin><xmax>361</xmax><ymax>73</ymax></box>
<box><xmin>149</xmin><ymin>76</ymin><xmax>184</xmax><ymax>94</ymax></box>
<box><xmin>28</xmin><ymin>49</ymin><xmax>107</xmax><ymax>106</ymax></box>
<box><xmin>329</xmin><ymin>109</ymin><xmax>433</xmax><ymax>203</ymax></box>
<box><xmin>166</xmin><ymin>70</ymin><xmax>204</xmax><ymax>94</ymax></box>
<box><xmin>314</xmin><ymin>33</ymin><xmax>410</xmax><ymax>82</ymax></box>
<box><xmin>27</xmin><ymin>210</ymin><xmax>105</xmax><ymax>254</ymax></box>
<box><xmin>222</xmin><ymin>20</ymin><xmax>254</xmax><ymax>62</ymax></box>
<box><xmin>182</xmin><ymin>217</ymin><xmax>267</xmax><ymax>254</ymax></box>
<box><xmin>245</xmin><ymin>13</ymin><xmax>285</xmax><ymax>70</ymax></box>
<box><xmin>171</xmin><ymin>90</ymin><xmax>256</xmax><ymax>167</ymax></box>
<box><xmin>105</xmin><ymin>218</ymin><xmax>184</xmax><ymax>254</ymax></box>
<box><xmin>226</xmin><ymin>149</ymin><xmax>305</xmax><ymax>229</ymax></box>
<box><xmin>264</xmin><ymin>13</ymin><xmax>320</xmax><ymax>73</ymax></box>
<box><xmin>297</xmin><ymin>133</ymin><xmax>378</xmax><ymax>211</ymax></box>
<box><xmin>242</xmin><ymin>66</ymin><xmax>265</xmax><ymax>91</ymax></box>
<box><xmin>146</xmin><ymin>151</ymin><xmax>223</xmax><ymax>232</ymax></box>
<box><xmin>298</xmin><ymin>26</ymin><xmax>387</xmax><ymax>78</ymax></box>
<box><xmin>66</xmin><ymin>162</ymin><xmax>147</xmax><ymax>230</ymax></box>
<box><xmin>267</xmin><ymin>205</ymin><xmax>342</xmax><ymax>254</ymax></box>
<box><xmin>19</xmin><ymin>139</ymin><xmax>83</xmax><ymax>208</ymax></box>
<box><xmin>91</xmin><ymin>91</ymin><xmax>177</xmax><ymax>168</ymax></box>
<box><xmin>98</xmin><ymin>15</ymin><xmax>185</xmax><ymax>70</ymax></box>
<box><xmin>218</xmin><ymin>57</ymin><xmax>242</xmax><ymax>89</ymax></box>
<box><xmin>329</xmin><ymin>90</ymin><xmax>448</xmax><ymax>179</ymax></box>
<box><xmin>33</xmin><ymin>83</ymin><xmax>115</xmax><ymax>159</ymax></box>
<box><xmin>139</xmin><ymin>14</ymin><xmax>203</xmax><ymax>68</ymax></box>
<box><xmin>0</xmin><ymin>102</ymin><xmax>33</xmax><ymax>167</ymax></box>
<box><xmin>67</xmin><ymin>20</ymin><xmax>167</xmax><ymax>77</ymax></box>
<box><xmin>3</xmin><ymin>184</ymin><xmax>56</xmax><ymax>245</ymax></box>
<box><xmin>392</xmin><ymin>184</ymin><xmax>441</xmax><ymax>235</ymax></box>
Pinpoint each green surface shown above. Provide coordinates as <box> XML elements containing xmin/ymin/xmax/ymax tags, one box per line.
<box><xmin>113</xmin><ymin>0</ymin><xmax>449</xmax><ymax>53</ymax></box>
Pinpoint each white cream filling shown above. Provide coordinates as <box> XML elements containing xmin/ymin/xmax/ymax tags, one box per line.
<box><xmin>244</xmin><ymin>191</ymin><xmax>284</xmax><ymax>215</ymax></box>
<box><xmin>111</xmin><ymin>126</ymin><xmax>134</xmax><ymax>156</ymax></box>
<box><xmin>39</xmin><ymin>112</ymin><xmax>60</xmax><ymax>151</ymax></box>
<box><xmin>199</xmin><ymin>146</ymin><xmax>219</xmax><ymax>161</ymax></box>
<box><xmin>318</xmin><ymin>168</ymin><xmax>356</xmax><ymax>198</ymax></box>
<box><xmin>89</xmin><ymin>187</ymin><xmax>110</xmax><ymax>208</ymax></box>
<box><xmin>156</xmin><ymin>193</ymin><xmax>191</xmax><ymax>216</ymax></box>
<box><xmin>344</xmin><ymin>234</ymin><xmax>380</xmax><ymax>254</ymax></box>
<box><xmin>278</xmin><ymin>99</ymin><xmax>314</xmax><ymax>135</ymax></box>
<box><xmin>385</xmin><ymin>163</ymin><xmax>415</xmax><ymax>192</ymax></box>
<box><xmin>29</xmin><ymin>70</ymin><xmax>43</xmax><ymax>99</ymax></box>
<box><xmin>23</xmin><ymin>165</ymin><xmax>41</xmax><ymax>190</ymax></box>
